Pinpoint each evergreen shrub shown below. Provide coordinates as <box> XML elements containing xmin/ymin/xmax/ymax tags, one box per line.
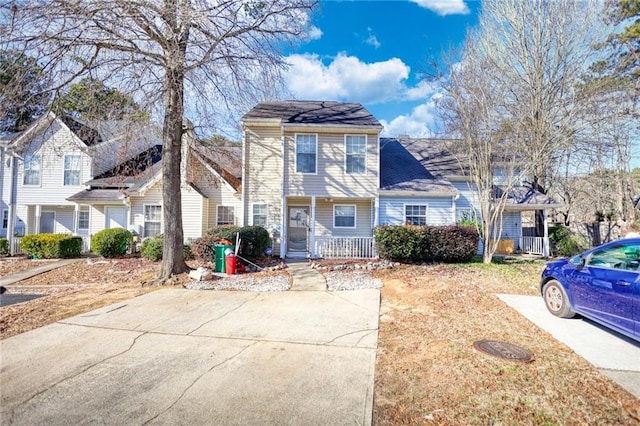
<box><xmin>20</xmin><ymin>233</ymin><xmax>83</xmax><ymax>259</ymax></box>
<box><xmin>91</xmin><ymin>228</ymin><xmax>132</xmax><ymax>258</ymax></box>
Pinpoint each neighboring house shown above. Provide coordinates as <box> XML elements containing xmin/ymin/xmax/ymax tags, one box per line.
<box><xmin>1</xmin><ymin>113</ymin><xmax>242</xmax><ymax>254</ymax></box>
<box><xmin>241</xmin><ymin>101</ymin><xmax>561</xmax><ymax>258</ymax></box>
<box><xmin>241</xmin><ymin>101</ymin><xmax>384</xmax><ymax>258</ymax></box>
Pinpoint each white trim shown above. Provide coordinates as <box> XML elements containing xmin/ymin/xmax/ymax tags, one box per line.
<box><xmin>294</xmin><ymin>133</ymin><xmax>318</xmax><ymax>174</ymax></box>
<box><xmin>63</xmin><ymin>154</ymin><xmax>82</xmax><ymax>186</ymax></box>
<box><xmin>77</xmin><ymin>209</ymin><xmax>90</xmax><ymax>231</ymax></box>
<box><xmin>143</xmin><ymin>204</ymin><xmax>162</xmax><ymax>238</ymax></box>
<box><xmin>344</xmin><ymin>134</ymin><xmax>367</xmax><ymax>175</ymax></box>
<box><xmin>217</xmin><ymin>205</ymin><xmax>235</xmax><ymax>226</ymax></box>
<box><xmin>333</xmin><ymin>204</ymin><xmax>357</xmax><ymax>229</ymax></box>
<box><xmin>403</xmin><ymin>203</ymin><xmax>428</xmax><ymax>226</ymax></box>
<box><xmin>251</xmin><ymin>202</ymin><xmax>268</xmax><ymax>226</ymax></box>
<box><xmin>23</xmin><ymin>154</ymin><xmax>41</xmax><ymax>186</ymax></box>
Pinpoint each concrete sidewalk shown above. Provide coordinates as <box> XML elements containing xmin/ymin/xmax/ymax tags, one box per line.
<box><xmin>498</xmin><ymin>294</ymin><xmax>640</xmax><ymax>399</ymax></box>
<box><xmin>0</xmin><ymin>258</ymin><xmax>84</xmax><ymax>287</ymax></box>
<box><xmin>1</xmin><ymin>287</ymin><xmax>380</xmax><ymax>425</ymax></box>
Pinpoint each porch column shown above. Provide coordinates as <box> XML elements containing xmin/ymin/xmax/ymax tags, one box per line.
<box><xmin>35</xmin><ymin>204</ymin><xmax>41</xmax><ymax>234</ymax></box>
<box><xmin>310</xmin><ymin>196</ymin><xmax>316</xmax><ymax>258</ymax></box>
<box><xmin>373</xmin><ymin>197</ymin><xmax>379</xmax><ymax>227</ymax></box>
<box><xmin>543</xmin><ymin>209</ymin><xmax>550</xmax><ymax>257</ymax></box>
<box><xmin>74</xmin><ymin>204</ymin><xmax>80</xmax><ymax>234</ymax></box>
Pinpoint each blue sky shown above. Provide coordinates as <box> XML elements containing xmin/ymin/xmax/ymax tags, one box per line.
<box><xmin>282</xmin><ymin>0</ymin><xmax>480</xmax><ymax>137</ymax></box>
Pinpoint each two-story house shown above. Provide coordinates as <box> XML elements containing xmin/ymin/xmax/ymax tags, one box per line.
<box><xmin>242</xmin><ymin>101</ymin><xmax>561</xmax><ymax>258</ymax></box>
<box><xmin>242</xmin><ymin>101</ymin><xmax>383</xmax><ymax>258</ymax></box>
<box><xmin>1</xmin><ymin>113</ymin><xmax>242</xmax><ymax>254</ymax></box>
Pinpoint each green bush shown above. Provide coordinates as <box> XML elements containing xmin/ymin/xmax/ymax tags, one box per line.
<box><xmin>141</xmin><ymin>236</ymin><xmax>193</xmax><ymax>262</ymax></box>
<box><xmin>375</xmin><ymin>224</ymin><xmax>479</xmax><ymax>263</ymax></box>
<box><xmin>549</xmin><ymin>225</ymin><xmax>589</xmax><ymax>257</ymax></box>
<box><xmin>194</xmin><ymin>225</ymin><xmax>271</xmax><ymax>261</ymax></box>
<box><xmin>141</xmin><ymin>236</ymin><xmax>163</xmax><ymax>261</ymax></box>
<box><xmin>91</xmin><ymin>228</ymin><xmax>132</xmax><ymax>258</ymax></box>
<box><xmin>20</xmin><ymin>233</ymin><xmax>83</xmax><ymax>259</ymax></box>
<box><xmin>0</xmin><ymin>237</ymin><xmax>10</xmax><ymax>256</ymax></box>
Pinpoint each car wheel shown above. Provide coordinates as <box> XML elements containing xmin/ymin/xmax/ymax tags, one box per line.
<box><xmin>543</xmin><ymin>280</ymin><xmax>575</xmax><ymax>318</ymax></box>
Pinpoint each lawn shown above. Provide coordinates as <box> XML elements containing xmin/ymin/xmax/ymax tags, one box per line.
<box><xmin>372</xmin><ymin>260</ymin><xmax>639</xmax><ymax>425</ymax></box>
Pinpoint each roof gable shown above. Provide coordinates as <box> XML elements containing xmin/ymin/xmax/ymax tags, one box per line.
<box><xmin>242</xmin><ymin>100</ymin><xmax>382</xmax><ymax>128</ymax></box>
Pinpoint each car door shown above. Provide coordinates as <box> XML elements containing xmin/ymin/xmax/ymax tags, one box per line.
<box><xmin>569</xmin><ymin>241</ymin><xmax>639</xmax><ymax>338</ymax></box>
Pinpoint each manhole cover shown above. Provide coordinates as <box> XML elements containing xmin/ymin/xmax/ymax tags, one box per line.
<box><xmin>473</xmin><ymin>340</ymin><xmax>534</xmax><ymax>363</ymax></box>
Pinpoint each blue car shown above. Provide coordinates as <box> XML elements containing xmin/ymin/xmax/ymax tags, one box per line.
<box><xmin>540</xmin><ymin>237</ymin><xmax>640</xmax><ymax>342</ymax></box>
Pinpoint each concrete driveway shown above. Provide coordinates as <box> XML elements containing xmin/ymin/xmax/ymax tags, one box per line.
<box><xmin>498</xmin><ymin>294</ymin><xmax>640</xmax><ymax>399</ymax></box>
<box><xmin>1</xmin><ymin>288</ymin><xmax>380</xmax><ymax>425</ymax></box>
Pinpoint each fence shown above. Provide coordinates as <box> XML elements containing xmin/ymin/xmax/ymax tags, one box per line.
<box><xmin>314</xmin><ymin>237</ymin><xmax>377</xmax><ymax>259</ymax></box>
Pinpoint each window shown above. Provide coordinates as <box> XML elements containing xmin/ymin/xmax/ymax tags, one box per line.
<box><xmin>217</xmin><ymin>206</ymin><xmax>235</xmax><ymax>226</ymax></box>
<box><xmin>23</xmin><ymin>154</ymin><xmax>41</xmax><ymax>185</ymax></box>
<box><xmin>64</xmin><ymin>155</ymin><xmax>81</xmax><ymax>186</ymax></box>
<box><xmin>345</xmin><ymin>135</ymin><xmax>366</xmax><ymax>174</ymax></box>
<box><xmin>1</xmin><ymin>210</ymin><xmax>7</xmax><ymax>229</ymax></box>
<box><xmin>296</xmin><ymin>134</ymin><xmax>317</xmax><ymax>173</ymax></box>
<box><xmin>40</xmin><ymin>211</ymin><xmax>55</xmax><ymax>233</ymax></box>
<box><xmin>253</xmin><ymin>204</ymin><xmax>267</xmax><ymax>226</ymax></box>
<box><xmin>334</xmin><ymin>205</ymin><xmax>356</xmax><ymax>228</ymax></box>
<box><xmin>405</xmin><ymin>205</ymin><xmax>427</xmax><ymax>226</ymax></box>
<box><xmin>144</xmin><ymin>205</ymin><xmax>162</xmax><ymax>237</ymax></box>
<box><xmin>78</xmin><ymin>210</ymin><xmax>89</xmax><ymax>230</ymax></box>
<box><xmin>587</xmin><ymin>243</ymin><xmax>640</xmax><ymax>271</ymax></box>
<box><xmin>456</xmin><ymin>208</ymin><xmax>476</xmax><ymax>224</ymax></box>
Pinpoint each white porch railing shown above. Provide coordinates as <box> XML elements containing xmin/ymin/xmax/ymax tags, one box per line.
<box><xmin>519</xmin><ymin>236</ymin><xmax>545</xmax><ymax>255</ymax></box>
<box><xmin>10</xmin><ymin>235</ymin><xmax>91</xmax><ymax>256</ymax></box>
<box><xmin>314</xmin><ymin>237</ymin><xmax>377</xmax><ymax>259</ymax></box>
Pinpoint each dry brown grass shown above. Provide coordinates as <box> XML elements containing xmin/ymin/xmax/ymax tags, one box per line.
<box><xmin>372</xmin><ymin>261</ymin><xmax>640</xmax><ymax>425</ymax></box>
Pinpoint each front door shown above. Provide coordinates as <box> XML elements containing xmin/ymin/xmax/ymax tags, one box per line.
<box><xmin>40</xmin><ymin>211</ymin><xmax>55</xmax><ymax>233</ymax></box>
<box><xmin>105</xmin><ymin>206</ymin><xmax>126</xmax><ymax>229</ymax></box>
<box><xmin>288</xmin><ymin>206</ymin><xmax>309</xmax><ymax>253</ymax></box>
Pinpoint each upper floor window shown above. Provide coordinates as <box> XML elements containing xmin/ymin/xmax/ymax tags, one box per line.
<box><xmin>296</xmin><ymin>134</ymin><xmax>317</xmax><ymax>174</ymax></box>
<box><xmin>144</xmin><ymin>205</ymin><xmax>162</xmax><ymax>237</ymax></box>
<box><xmin>217</xmin><ymin>206</ymin><xmax>235</xmax><ymax>226</ymax></box>
<box><xmin>334</xmin><ymin>205</ymin><xmax>356</xmax><ymax>228</ymax></box>
<box><xmin>345</xmin><ymin>135</ymin><xmax>366</xmax><ymax>174</ymax></box>
<box><xmin>64</xmin><ymin>155</ymin><xmax>81</xmax><ymax>186</ymax></box>
<box><xmin>23</xmin><ymin>154</ymin><xmax>41</xmax><ymax>185</ymax></box>
<box><xmin>253</xmin><ymin>203</ymin><xmax>267</xmax><ymax>226</ymax></box>
<box><xmin>405</xmin><ymin>205</ymin><xmax>427</xmax><ymax>226</ymax></box>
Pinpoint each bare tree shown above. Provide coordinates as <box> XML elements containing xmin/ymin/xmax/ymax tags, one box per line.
<box><xmin>2</xmin><ymin>0</ymin><xmax>316</xmax><ymax>281</ymax></box>
<box><xmin>472</xmin><ymin>0</ymin><xmax>607</xmax><ymax>235</ymax></box>
<box><xmin>435</xmin><ymin>32</ymin><xmax>528</xmax><ymax>263</ymax></box>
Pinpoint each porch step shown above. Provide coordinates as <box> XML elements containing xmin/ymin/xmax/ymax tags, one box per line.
<box><xmin>286</xmin><ymin>260</ymin><xmax>326</xmax><ymax>291</ymax></box>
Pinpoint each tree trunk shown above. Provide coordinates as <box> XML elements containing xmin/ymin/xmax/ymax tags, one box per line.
<box><xmin>159</xmin><ymin>65</ymin><xmax>190</xmax><ymax>280</ymax></box>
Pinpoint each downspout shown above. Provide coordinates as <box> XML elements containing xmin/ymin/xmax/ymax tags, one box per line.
<box><xmin>280</xmin><ymin>125</ymin><xmax>287</xmax><ymax>258</ymax></box>
<box><xmin>7</xmin><ymin>154</ymin><xmax>18</xmax><ymax>254</ymax></box>
<box><xmin>241</xmin><ymin>127</ymin><xmax>247</xmax><ymax>228</ymax></box>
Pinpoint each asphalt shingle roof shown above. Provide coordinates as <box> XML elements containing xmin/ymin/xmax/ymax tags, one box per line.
<box><xmin>242</xmin><ymin>100</ymin><xmax>382</xmax><ymax>128</ymax></box>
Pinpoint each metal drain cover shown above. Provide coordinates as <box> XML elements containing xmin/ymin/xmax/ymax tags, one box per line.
<box><xmin>473</xmin><ymin>340</ymin><xmax>534</xmax><ymax>363</ymax></box>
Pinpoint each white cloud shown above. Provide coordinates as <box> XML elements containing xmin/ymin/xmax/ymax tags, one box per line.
<box><xmin>365</xmin><ymin>27</ymin><xmax>381</xmax><ymax>48</ymax></box>
<box><xmin>306</xmin><ymin>25</ymin><xmax>323</xmax><ymax>40</ymax></box>
<box><xmin>410</xmin><ymin>0</ymin><xmax>470</xmax><ymax>16</ymax></box>
<box><xmin>285</xmin><ymin>53</ymin><xmax>410</xmax><ymax>104</ymax></box>
<box><xmin>380</xmin><ymin>98</ymin><xmax>440</xmax><ymax>138</ymax></box>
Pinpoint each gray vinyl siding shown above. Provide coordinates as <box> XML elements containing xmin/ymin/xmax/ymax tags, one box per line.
<box><xmin>378</xmin><ymin>196</ymin><xmax>455</xmax><ymax>226</ymax></box>
<box><xmin>283</xmin><ymin>132</ymin><xmax>379</xmax><ymax>198</ymax></box>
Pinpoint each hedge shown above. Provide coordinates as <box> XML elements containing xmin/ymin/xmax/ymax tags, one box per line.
<box><xmin>91</xmin><ymin>228</ymin><xmax>133</xmax><ymax>258</ymax></box>
<box><xmin>0</xmin><ymin>237</ymin><xmax>10</xmax><ymax>257</ymax></box>
<box><xmin>20</xmin><ymin>233</ymin><xmax>83</xmax><ymax>259</ymax></box>
<box><xmin>375</xmin><ymin>224</ymin><xmax>478</xmax><ymax>263</ymax></box>
<box><xmin>193</xmin><ymin>225</ymin><xmax>271</xmax><ymax>261</ymax></box>
<box><xmin>140</xmin><ymin>236</ymin><xmax>193</xmax><ymax>262</ymax></box>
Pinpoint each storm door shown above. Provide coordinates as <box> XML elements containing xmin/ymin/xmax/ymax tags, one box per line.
<box><xmin>287</xmin><ymin>206</ymin><xmax>309</xmax><ymax>253</ymax></box>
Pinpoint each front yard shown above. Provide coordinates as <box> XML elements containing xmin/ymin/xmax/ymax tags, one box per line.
<box><xmin>1</xmin><ymin>257</ymin><xmax>638</xmax><ymax>424</ymax></box>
